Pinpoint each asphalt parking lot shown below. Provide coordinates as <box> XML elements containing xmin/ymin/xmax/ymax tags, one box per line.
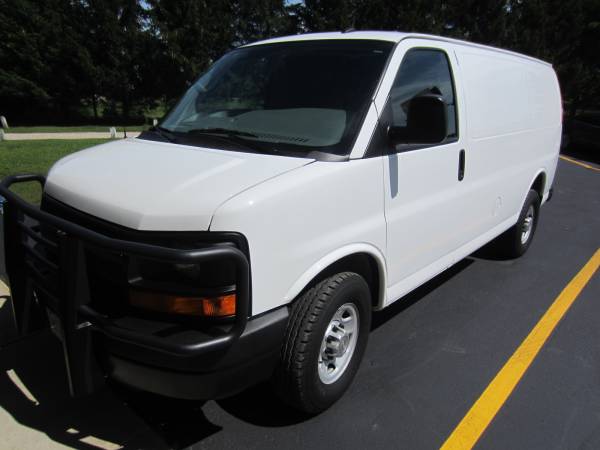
<box><xmin>0</xmin><ymin>150</ymin><xmax>599</xmax><ymax>450</ymax></box>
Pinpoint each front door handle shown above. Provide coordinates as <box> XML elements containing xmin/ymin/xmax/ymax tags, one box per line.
<box><xmin>458</xmin><ymin>149</ymin><xmax>465</xmax><ymax>181</ymax></box>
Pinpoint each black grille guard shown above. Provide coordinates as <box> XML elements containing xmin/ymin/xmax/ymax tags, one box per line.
<box><xmin>1</xmin><ymin>174</ymin><xmax>250</xmax><ymax>396</ymax></box>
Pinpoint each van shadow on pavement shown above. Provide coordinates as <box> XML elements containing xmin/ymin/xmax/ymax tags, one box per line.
<box><xmin>0</xmin><ymin>328</ymin><xmax>202</xmax><ymax>449</ymax></box>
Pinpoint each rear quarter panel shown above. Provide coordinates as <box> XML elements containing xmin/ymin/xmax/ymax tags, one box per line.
<box><xmin>455</xmin><ymin>46</ymin><xmax>561</xmax><ymax>227</ymax></box>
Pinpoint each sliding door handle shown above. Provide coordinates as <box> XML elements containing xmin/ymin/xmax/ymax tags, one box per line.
<box><xmin>458</xmin><ymin>149</ymin><xmax>465</xmax><ymax>181</ymax></box>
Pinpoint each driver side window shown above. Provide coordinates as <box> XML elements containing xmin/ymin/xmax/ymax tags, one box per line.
<box><xmin>389</xmin><ymin>48</ymin><xmax>458</xmax><ymax>139</ymax></box>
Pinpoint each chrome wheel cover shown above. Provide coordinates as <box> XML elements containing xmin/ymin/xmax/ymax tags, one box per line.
<box><xmin>521</xmin><ymin>205</ymin><xmax>535</xmax><ymax>244</ymax></box>
<box><xmin>318</xmin><ymin>303</ymin><xmax>359</xmax><ymax>384</ymax></box>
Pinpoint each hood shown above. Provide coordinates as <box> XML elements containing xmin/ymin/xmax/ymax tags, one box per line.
<box><xmin>45</xmin><ymin>138</ymin><xmax>313</xmax><ymax>231</ymax></box>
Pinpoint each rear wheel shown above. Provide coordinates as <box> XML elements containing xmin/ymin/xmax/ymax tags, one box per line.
<box><xmin>496</xmin><ymin>189</ymin><xmax>541</xmax><ymax>258</ymax></box>
<box><xmin>274</xmin><ymin>272</ymin><xmax>371</xmax><ymax>414</ymax></box>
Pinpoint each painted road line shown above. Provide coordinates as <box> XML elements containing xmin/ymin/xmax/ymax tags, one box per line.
<box><xmin>559</xmin><ymin>155</ymin><xmax>600</xmax><ymax>172</ymax></box>
<box><xmin>441</xmin><ymin>248</ymin><xmax>600</xmax><ymax>450</ymax></box>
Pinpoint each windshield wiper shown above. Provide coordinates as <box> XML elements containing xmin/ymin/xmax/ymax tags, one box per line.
<box><xmin>185</xmin><ymin>128</ymin><xmax>266</xmax><ymax>153</ymax></box>
<box><xmin>150</xmin><ymin>126</ymin><xmax>177</xmax><ymax>143</ymax></box>
<box><xmin>186</xmin><ymin>128</ymin><xmax>258</xmax><ymax>138</ymax></box>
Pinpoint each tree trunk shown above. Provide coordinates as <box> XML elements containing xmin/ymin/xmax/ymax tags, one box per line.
<box><xmin>92</xmin><ymin>95</ymin><xmax>98</xmax><ymax>119</ymax></box>
<box><xmin>123</xmin><ymin>95</ymin><xmax>130</xmax><ymax>120</ymax></box>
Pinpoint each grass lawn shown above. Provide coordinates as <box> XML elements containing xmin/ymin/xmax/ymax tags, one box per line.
<box><xmin>0</xmin><ymin>139</ymin><xmax>109</xmax><ymax>204</ymax></box>
<box><xmin>8</xmin><ymin>125</ymin><xmax>147</xmax><ymax>133</ymax></box>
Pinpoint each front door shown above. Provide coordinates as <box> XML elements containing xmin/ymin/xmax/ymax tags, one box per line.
<box><xmin>379</xmin><ymin>40</ymin><xmax>469</xmax><ymax>303</ymax></box>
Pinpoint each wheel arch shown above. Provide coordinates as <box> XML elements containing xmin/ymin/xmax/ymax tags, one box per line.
<box><xmin>283</xmin><ymin>244</ymin><xmax>387</xmax><ymax>310</ymax></box>
<box><xmin>520</xmin><ymin>169</ymin><xmax>547</xmax><ymax>209</ymax></box>
<box><xmin>530</xmin><ymin>170</ymin><xmax>547</xmax><ymax>200</ymax></box>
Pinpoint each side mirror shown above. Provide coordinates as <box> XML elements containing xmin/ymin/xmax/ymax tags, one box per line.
<box><xmin>387</xmin><ymin>94</ymin><xmax>447</xmax><ymax>146</ymax></box>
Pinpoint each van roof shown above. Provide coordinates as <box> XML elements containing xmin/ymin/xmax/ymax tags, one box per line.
<box><xmin>244</xmin><ymin>31</ymin><xmax>551</xmax><ymax>67</ymax></box>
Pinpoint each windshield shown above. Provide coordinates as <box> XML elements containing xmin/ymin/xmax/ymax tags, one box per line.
<box><xmin>157</xmin><ymin>39</ymin><xmax>394</xmax><ymax>157</ymax></box>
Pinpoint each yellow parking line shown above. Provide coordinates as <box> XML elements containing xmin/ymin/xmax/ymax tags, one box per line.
<box><xmin>560</xmin><ymin>155</ymin><xmax>600</xmax><ymax>172</ymax></box>
<box><xmin>441</xmin><ymin>248</ymin><xmax>600</xmax><ymax>450</ymax></box>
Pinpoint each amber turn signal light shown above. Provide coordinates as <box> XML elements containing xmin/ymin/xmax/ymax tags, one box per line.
<box><xmin>129</xmin><ymin>290</ymin><xmax>236</xmax><ymax>317</ymax></box>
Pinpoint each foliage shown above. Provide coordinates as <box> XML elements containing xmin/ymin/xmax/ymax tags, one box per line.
<box><xmin>0</xmin><ymin>0</ymin><xmax>598</xmax><ymax>126</ymax></box>
<box><xmin>296</xmin><ymin>0</ymin><xmax>600</xmax><ymax>114</ymax></box>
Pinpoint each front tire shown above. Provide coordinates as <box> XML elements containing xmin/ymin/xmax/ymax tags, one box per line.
<box><xmin>274</xmin><ymin>272</ymin><xmax>371</xmax><ymax>414</ymax></box>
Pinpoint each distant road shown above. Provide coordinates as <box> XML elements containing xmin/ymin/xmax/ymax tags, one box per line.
<box><xmin>3</xmin><ymin>131</ymin><xmax>141</xmax><ymax>140</ymax></box>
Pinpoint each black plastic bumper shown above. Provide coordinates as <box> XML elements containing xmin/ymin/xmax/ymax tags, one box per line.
<box><xmin>0</xmin><ymin>174</ymin><xmax>266</xmax><ymax>399</ymax></box>
<box><xmin>104</xmin><ymin>306</ymin><xmax>288</xmax><ymax>399</ymax></box>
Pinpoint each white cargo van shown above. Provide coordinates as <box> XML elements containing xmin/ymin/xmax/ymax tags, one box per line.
<box><xmin>1</xmin><ymin>31</ymin><xmax>561</xmax><ymax>413</ymax></box>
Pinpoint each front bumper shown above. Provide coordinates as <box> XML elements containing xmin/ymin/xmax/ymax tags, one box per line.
<box><xmin>1</xmin><ymin>173</ymin><xmax>280</xmax><ymax>399</ymax></box>
<box><xmin>104</xmin><ymin>306</ymin><xmax>288</xmax><ymax>399</ymax></box>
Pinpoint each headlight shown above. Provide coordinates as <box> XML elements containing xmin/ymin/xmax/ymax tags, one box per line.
<box><xmin>130</xmin><ymin>257</ymin><xmax>236</xmax><ymax>290</ymax></box>
<box><xmin>126</xmin><ymin>241</ymin><xmax>243</xmax><ymax>319</ymax></box>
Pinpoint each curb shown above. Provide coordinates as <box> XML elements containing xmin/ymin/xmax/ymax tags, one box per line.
<box><xmin>0</xmin><ymin>279</ymin><xmax>8</xmax><ymax>297</ymax></box>
<box><xmin>0</xmin><ymin>279</ymin><xmax>17</xmax><ymax>344</ymax></box>
<box><xmin>3</xmin><ymin>131</ymin><xmax>141</xmax><ymax>140</ymax></box>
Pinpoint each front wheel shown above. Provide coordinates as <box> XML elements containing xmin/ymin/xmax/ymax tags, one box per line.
<box><xmin>274</xmin><ymin>272</ymin><xmax>371</xmax><ymax>414</ymax></box>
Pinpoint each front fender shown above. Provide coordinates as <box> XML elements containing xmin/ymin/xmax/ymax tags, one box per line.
<box><xmin>283</xmin><ymin>243</ymin><xmax>388</xmax><ymax>309</ymax></box>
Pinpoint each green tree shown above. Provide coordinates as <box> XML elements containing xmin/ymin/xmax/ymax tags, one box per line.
<box><xmin>1</xmin><ymin>0</ymin><xmax>598</xmax><ymax>125</ymax></box>
<box><xmin>82</xmin><ymin>0</ymin><xmax>155</xmax><ymax>119</ymax></box>
<box><xmin>353</xmin><ymin>0</ymin><xmax>444</xmax><ymax>33</ymax></box>
<box><xmin>0</xmin><ymin>0</ymin><xmax>158</xmax><ymax>123</ymax></box>
<box><xmin>300</xmin><ymin>0</ymin><xmax>357</xmax><ymax>31</ymax></box>
<box><xmin>0</xmin><ymin>0</ymin><xmax>50</xmax><ymax>121</ymax></box>
<box><xmin>510</xmin><ymin>0</ymin><xmax>600</xmax><ymax>115</ymax></box>
<box><xmin>148</xmin><ymin>0</ymin><xmax>293</xmax><ymax>102</ymax></box>
<box><xmin>0</xmin><ymin>0</ymin><xmax>95</xmax><ymax>122</ymax></box>
<box><xmin>147</xmin><ymin>0</ymin><xmax>236</xmax><ymax>100</ymax></box>
<box><xmin>232</xmin><ymin>0</ymin><xmax>295</xmax><ymax>44</ymax></box>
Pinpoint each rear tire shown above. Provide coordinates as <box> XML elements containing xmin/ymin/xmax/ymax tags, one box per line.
<box><xmin>274</xmin><ymin>272</ymin><xmax>371</xmax><ymax>414</ymax></box>
<box><xmin>495</xmin><ymin>189</ymin><xmax>541</xmax><ymax>258</ymax></box>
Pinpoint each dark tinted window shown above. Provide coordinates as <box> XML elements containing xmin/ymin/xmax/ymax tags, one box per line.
<box><xmin>389</xmin><ymin>48</ymin><xmax>457</xmax><ymax>138</ymax></box>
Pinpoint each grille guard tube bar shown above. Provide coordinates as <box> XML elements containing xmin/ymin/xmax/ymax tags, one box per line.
<box><xmin>0</xmin><ymin>174</ymin><xmax>250</xmax><ymax>357</ymax></box>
